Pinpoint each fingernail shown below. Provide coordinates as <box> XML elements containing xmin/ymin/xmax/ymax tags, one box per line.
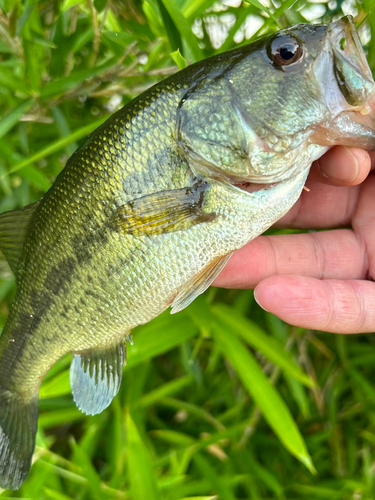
<box><xmin>254</xmin><ymin>289</ymin><xmax>269</xmax><ymax>312</ymax></box>
<box><xmin>319</xmin><ymin>147</ymin><xmax>359</xmax><ymax>183</ymax></box>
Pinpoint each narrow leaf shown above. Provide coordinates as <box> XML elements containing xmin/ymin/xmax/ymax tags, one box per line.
<box><xmin>212</xmin><ymin>304</ymin><xmax>313</xmax><ymax>386</ymax></box>
<box><xmin>39</xmin><ymin>408</ymin><xmax>85</xmax><ymax>429</ymax></box>
<box><xmin>160</xmin><ymin>0</ymin><xmax>203</xmax><ymax>61</ymax></box>
<box><xmin>193</xmin><ymin>452</ymin><xmax>236</xmax><ymax>500</ymax></box>
<box><xmin>127</xmin><ymin>312</ymin><xmax>197</xmax><ymax>367</ymax></box>
<box><xmin>243</xmin><ymin>0</ymin><xmax>282</xmax><ymax>28</ymax></box>
<box><xmin>23</xmin><ymin>39</ymin><xmax>41</xmax><ymax>91</ymax></box>
<box><xmin>51</xmin><ymin>106</ymin><xmax>77</xmax><ymax>156</ymax></box>
<box><xmin>71</xmin><ymin>438</ymin><xmax>106</xmax><ymax>500</ymax></box>
<box><xmin>40</xmin><ymin>370</ymin><xmax>71</xmax><ymax>398</ymax></box>
<box><xmin>183</xmin><ymin>0</ymin><xmax>216</xmax><ymax>19</ymax></box>
<box><xmin>127</xmin><ymin>411</ymin><xmax>161</xmax><ymax>500</ymax></box>
<box><xmin>171</xmin><ymin>49</ymin><xmax>187</xmax><ymax>69</ymax></box>
<box><xmin>156</xmin><ymin>0</ymin><xmax>183</xmax><ymax>53</ymax></box>
<box><xmin>5</xmin><ymin>117</ymin><xmax>107</xmax><ymax>177</ymax></box>
<box><xmin>21</xmin><ymin>165</ymin><xmax>52</xmax><ymax>191</ymax></box>
<box><xmin>40</xmin><ymin>59</ymin><xmax>116</xmax><ymax>98</ymax></box>
<box><xmin>349</xmin><ymin>368</ymin><xmax>375</xmax><ymax>406</ymax></box>
<box><xmin>137</xmin><ymin>375</ymin><xmax>194</xmax><ymax>408</ymax></box>
<box><xmin>212</xmin><ymin>322</ymin><xmax>315</xmax><ymax>472</ymax></box>
<box><xmin>0</xmin><ymin>99</ymin><xmax>34</xmax><ymax>139</ymax></box>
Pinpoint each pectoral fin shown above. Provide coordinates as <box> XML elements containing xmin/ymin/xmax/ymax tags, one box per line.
<box><xmin>110</xmin><ymin>184</ymin><xmax>215</xmax><ymax>236</ymax></box>
<box><xmin>171</xmin><ymin>253</ymin><xmax>233</xmax><ymax>314</ymax></box>
<box><xmin>70</xmin><ymin>340</ymin><xmax>125</xmax><ymax>416</ymax></box>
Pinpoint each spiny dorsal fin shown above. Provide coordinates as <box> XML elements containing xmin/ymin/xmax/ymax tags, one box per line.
<box><xmin>109</xmin><ymin>184</ymin><xmax>216</xmax><ymax>236</ymax></box>
<box><xmin>70</xmin><ymin>340</ymin><xmax>125</xmax><ymax>416</ymax></box>
<box><xmin>0</xmin><ymin>202</ymin><xmax>39</xmax><ymax>278</ymax></box>
<box><xmin>171</xmin><ymin>253</ymin><xmax>233</xmax><ymax>314</ymax></box>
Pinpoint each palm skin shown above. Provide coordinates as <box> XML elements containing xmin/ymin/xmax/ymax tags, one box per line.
<box><xmin>215</xmin><ymin>146</ymin><xmax>375</xmax><ymax>334</ymax></box>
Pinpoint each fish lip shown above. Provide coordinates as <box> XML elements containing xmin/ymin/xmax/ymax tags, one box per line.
<box><xmin>234</xmin><ymin>181</ymin><xmax>279</xmax><ymax>194</ymax></box>
<box><xmin>328</xmin><ymin>15</ymin><xmax>373</xmax><ymax>82</ymax></box>
<box><xmin>312</xmin><ymin>15</ymin><xmax>375</xmax><ymax>149</ymax></box>
<box><xmin>234</xmin><ymin>161</ymin><xmax>312</xmax><ymax>193</ymax></box>
<box><xmin>320</xmin><ymin>15</ymin><xmax>375</xmax><ymax>113</ymax></box>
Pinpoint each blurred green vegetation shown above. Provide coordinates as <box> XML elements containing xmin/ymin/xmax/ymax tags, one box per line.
<box><xmin>0</xmin><ymin>0</ymin><xmax>375</xmax><ymax>498</ymax></box>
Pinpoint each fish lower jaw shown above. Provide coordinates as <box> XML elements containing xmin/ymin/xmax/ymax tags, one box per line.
<box><xmin>310</xmin><ymin>108</ymin><xmax>375</xmax><ymax>149</ymax></box>
<box><xmin>234</xmin><ymin>181</ymin><xmax>280</xmax><ymax>194</ymax></box>
<box><xmin>233</xmin><ymin>161</ymin><xmax>314</xmax><ymax>194</ymax></box>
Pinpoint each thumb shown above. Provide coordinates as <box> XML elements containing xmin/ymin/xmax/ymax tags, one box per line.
<box><xmin>310</xmin><ymin>146</ymin><xmax>371</xmax><ymax>186</ymax></box>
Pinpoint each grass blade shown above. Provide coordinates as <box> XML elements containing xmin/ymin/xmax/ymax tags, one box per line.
<box><xmin>0</xmin><ymin>99</ymin><xmax>34</xmax><ymax>139</ymax></box>
<box><xmin>171</xmin><ymin>49</ymin><xmax>187</xmax><ymax>69</ymax></box>
<box><xmin>126</xmin><ymin>411</ymin><xmax>161</xmax><ymax>500</ymax></box>
<box><xmin>71</xmin><ymin>438</ymin><xmax>107</xmax><ymax>500</ymax></box>
<box><xmin>5</xmin><ymin>118</ymin><xmax>107</xmax><ymax>177</ymax></box>
<box><xmin>212</xmin><ymin>304</ymin><xmax>313</xmax><ymax>387</ymax></box>
<box><xmin>137</xmin><ymin>375</ymin><xmax>194</xmax><ymax>408</ymax></box>
<box><xmin>160</xmin><ymin>0</ymin><xmax>203</xmax><ymax>61</ymax></box>
<box><xmin>193</xmin><ymin>452</ymin><xmax>236</xmax><ymax>500</ymax></box>
<box><xmin>156</xmin><ymin>0</ymin><xmax>183</xmax><ymax>53</ymax></box>
<box><xmin>211</xmin><ymin>322</ymin><xmax>315</xmax><ymax>472</ymax></box>
<box><xmin>127</xmin><ymin>312</ymin><xmax>197</xmax><ymax>367</ymax></box>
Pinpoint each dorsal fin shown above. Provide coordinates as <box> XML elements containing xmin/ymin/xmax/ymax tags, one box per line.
<box><xmin>0</xmin><ymin>202</ymin><xmax>39</xmax><ymax>278</ymax></box>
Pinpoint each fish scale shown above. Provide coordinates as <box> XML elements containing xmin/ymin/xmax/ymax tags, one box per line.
<box><xmin>0</xmin><ymin>16</ymin><xmax>375</xmax><ymax>490</ymax></box>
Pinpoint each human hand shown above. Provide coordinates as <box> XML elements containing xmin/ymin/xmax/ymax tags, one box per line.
<box><xmin>214</xmin><ymin>146</ymin><xmax>375</xmax><ymax>334</ymax></box>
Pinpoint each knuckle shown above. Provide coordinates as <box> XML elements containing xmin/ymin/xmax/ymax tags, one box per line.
<box><xmin>323</xmin><ymin>280</ymin><xmax>369</xmax><ymax>333</ymax></box>
<box><xmin>309</xmin><ymin>234</ymin><xmax>325</xmax><ymax>279</ymax></box>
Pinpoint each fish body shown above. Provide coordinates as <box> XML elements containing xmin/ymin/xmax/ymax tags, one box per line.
<box><xmin>0</xmin><ymin>15</ymin><xmax>374</xmax><ymax>490</ymax></box>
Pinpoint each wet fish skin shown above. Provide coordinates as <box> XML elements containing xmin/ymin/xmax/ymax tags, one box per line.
<box><xmin>0</xmin><ymin>16</ymin><xmax>375</xmax><ymax>490</ymax></box>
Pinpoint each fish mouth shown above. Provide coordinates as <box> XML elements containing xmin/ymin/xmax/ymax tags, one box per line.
<box><xmin>329</xmin><ymin>16</ymin><xmax>374</xmax><ymax>92</ymax></box>
<box><xmin>234</xmin><ymin>181</ymin><xmax>275</xmax><ymax>193</ymax></box>
<box><xmin>312</xmin><ymin>16</ymin><xmax>375</xmax><ymax>149</ymax></box>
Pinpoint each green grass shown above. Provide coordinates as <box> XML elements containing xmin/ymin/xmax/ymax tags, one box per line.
<box><xmin>0</xmin><ymin>0</ymin><xmax>375</xmax><ymax>498</ymax></box>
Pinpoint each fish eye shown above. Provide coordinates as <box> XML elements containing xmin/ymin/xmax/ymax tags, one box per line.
<box><xmin>268</xmin><ymin>34</ymin><xmax>303</xmax><ymax>67</ymax></box>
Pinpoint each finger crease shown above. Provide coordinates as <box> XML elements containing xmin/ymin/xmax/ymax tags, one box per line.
<box><xmin>348</xmin><ymin>282</ymin><xmax>366</xmax><ymax>332</ymax></box>
<box><xmin>356</xmin><ymin>232</ymin><xmax>370</xmax><ymax>280</ymax></box>
<box><xmin>323</xmin><ymin>281</ymin><xmax>336</xmax><ymax>330</ymax></box>
<box><xmin>263</xmin><ymin>236</ymin><xmax>278</xmax><ymax>276</ymax></box>
<box><xmin>309</xmin><ymin>233</ymin><xmax>325</xmax><ymax>280</ymax></box>
<box><xmin>345</xmin><ymin>185</ymin><xmax>358</xmax><ymax>226</ymax></box>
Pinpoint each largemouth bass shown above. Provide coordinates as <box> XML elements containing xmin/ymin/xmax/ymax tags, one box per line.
<box><xmin>0</xmin><ymin>15</ymin><xmax>374</xmax><ymax>490</ymax></box>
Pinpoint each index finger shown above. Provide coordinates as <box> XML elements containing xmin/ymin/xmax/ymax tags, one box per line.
<box><xmin>214</xmin><ymin>229</ymin><xmax>367</xmax><ymax>289</ymax></box>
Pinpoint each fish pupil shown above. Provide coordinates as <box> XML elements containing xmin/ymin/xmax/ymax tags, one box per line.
<box><xmin>280</xmin><ymin>45</ymin><xmax>296</xmax><ymax>60</ymax></box>
<box><xmin>269</xmin><ymin>34</ymin><xmax>303</xmax><ymax>67</ymax></box>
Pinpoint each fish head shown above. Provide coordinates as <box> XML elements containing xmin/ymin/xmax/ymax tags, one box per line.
<box><xmin>178</xmin><ymin>16</ymin><xmax>375</xmax><ymax>184</ymax></box>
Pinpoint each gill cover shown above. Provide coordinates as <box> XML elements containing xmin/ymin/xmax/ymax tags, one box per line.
<box><xmin>177</xmin><ymin>16</ymin><xmax>375</xmax><ymax>183</ymax></box>
<box><xmin>177</xmin><ymin>22</ymin><xmax>330</xmax><ymax>183</ymax></box>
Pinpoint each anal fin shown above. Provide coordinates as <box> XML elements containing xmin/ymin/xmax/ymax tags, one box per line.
<box><xmin>171</xmin><ymin>253</ymin><xmax>232</xmax><ymax>314</ymax></box>
<box><xmin>70</xmin><ymin>340</ymin><xmax>125</xmax><ymax>416</ymax></box>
